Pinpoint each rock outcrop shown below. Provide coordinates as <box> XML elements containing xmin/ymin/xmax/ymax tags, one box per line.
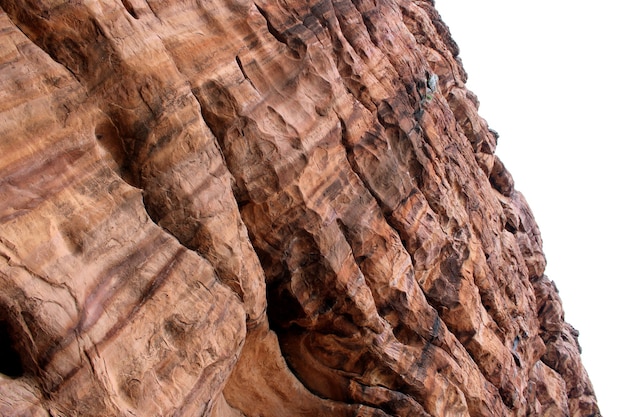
<box><xmin>0</xmin><ymin>0</ymin><xmax>600</xmax><ymax>416</ymax></box>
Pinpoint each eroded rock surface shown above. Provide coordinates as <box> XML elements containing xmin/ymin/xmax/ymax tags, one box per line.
<box><xmin>0</xmin><ymin>1</ymin><xmax>600</xmax><ymax>416</ymax></box>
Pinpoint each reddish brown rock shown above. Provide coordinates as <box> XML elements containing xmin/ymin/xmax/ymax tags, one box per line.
<box><xmin>0</xmin><ymin>0</ymin><xmax>600</xmax><ymax>416</ymax></box>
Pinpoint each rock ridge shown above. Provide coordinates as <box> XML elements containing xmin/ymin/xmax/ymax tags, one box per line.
<box><xmin>0</xmin><ymin>1</ymin><xmax>600</xmax><ymax>416</ymax></box>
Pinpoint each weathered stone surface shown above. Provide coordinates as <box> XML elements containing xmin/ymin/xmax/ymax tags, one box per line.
<box><xmin>0</xmin><ymin>0</ymin><xmax>600</xmax><ymax>416</ymax></box>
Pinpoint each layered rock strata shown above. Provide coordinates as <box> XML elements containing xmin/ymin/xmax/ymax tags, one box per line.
<box><xmin>0</xmin><ymin>0</ymin><xmax>600</xmax><ymax>416</ymax></box>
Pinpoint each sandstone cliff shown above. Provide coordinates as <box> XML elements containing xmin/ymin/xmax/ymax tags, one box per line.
<box><xmin>0</xmin><ymin>1</ymin><xmax>600</xmax><ymax>416</ymax></box>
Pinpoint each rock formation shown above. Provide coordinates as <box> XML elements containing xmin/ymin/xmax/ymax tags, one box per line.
<box><xmin>0</xmin><ymin>0</ymin><xmax>600</xmax><ymax>416</ymax></box>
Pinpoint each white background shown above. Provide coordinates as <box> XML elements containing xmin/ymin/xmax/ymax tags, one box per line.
<box><xmin>436</xmin><ymin>1</ymin><xmax>625</xmax><ymax>415</ymax></box>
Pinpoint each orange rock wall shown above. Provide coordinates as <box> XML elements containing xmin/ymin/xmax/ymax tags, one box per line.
<box><xmin>0</xmin><ymin>1</ymin><xmax>600</xmax><ymax>416</ymax></box>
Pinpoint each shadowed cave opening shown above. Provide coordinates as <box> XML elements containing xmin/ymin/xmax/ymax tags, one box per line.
<box><xmin>0</xmin><ymin>318</ymin><xmax>24</xmax><ymax>378</ymax></box>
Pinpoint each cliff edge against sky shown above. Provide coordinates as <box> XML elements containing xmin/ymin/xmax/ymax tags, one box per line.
<box><xmin>0</xmin><ymin>0</ymin><xmax>600</xmax><ymax>416</ymax></box>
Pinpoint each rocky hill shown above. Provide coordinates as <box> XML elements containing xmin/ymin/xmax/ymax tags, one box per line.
<box><xmin>0</xmin><ymin>0</ymin><xmax>600</xmax><ymax>416</ymax></box>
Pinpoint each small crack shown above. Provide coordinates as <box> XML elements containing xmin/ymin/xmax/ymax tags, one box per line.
<box><xmin>253</xmin><ymin>2</ymin><xmax>306</xmax><ymax>60</ymax></box>
<box><xmin>235</xmin><ymin>54</ymin><xmax>259</xmax><ymax>91</ymax></box>
<box><xmin>254</xmin><ymin>3</ymin><xmax>288</xmax><ymax>47</ymax></box>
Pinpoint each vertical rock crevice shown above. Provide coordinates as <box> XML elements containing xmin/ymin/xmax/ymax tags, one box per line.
<box><xmin>0</xmin><ymin>315</ymin><xmax>24</xmax><ymax>379</ymax></box>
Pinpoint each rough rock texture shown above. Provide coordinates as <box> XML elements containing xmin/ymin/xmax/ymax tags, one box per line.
<box><xmin>0</xmin><ymin>0</ymin><xmax>600</xmax><ymax>416</ymax></box>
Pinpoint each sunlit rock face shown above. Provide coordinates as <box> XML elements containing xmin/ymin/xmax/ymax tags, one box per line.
<box><xmin>0</xmin><ymin>1</ymin><xmax>600</xmax><ymax>416</ymax></box>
